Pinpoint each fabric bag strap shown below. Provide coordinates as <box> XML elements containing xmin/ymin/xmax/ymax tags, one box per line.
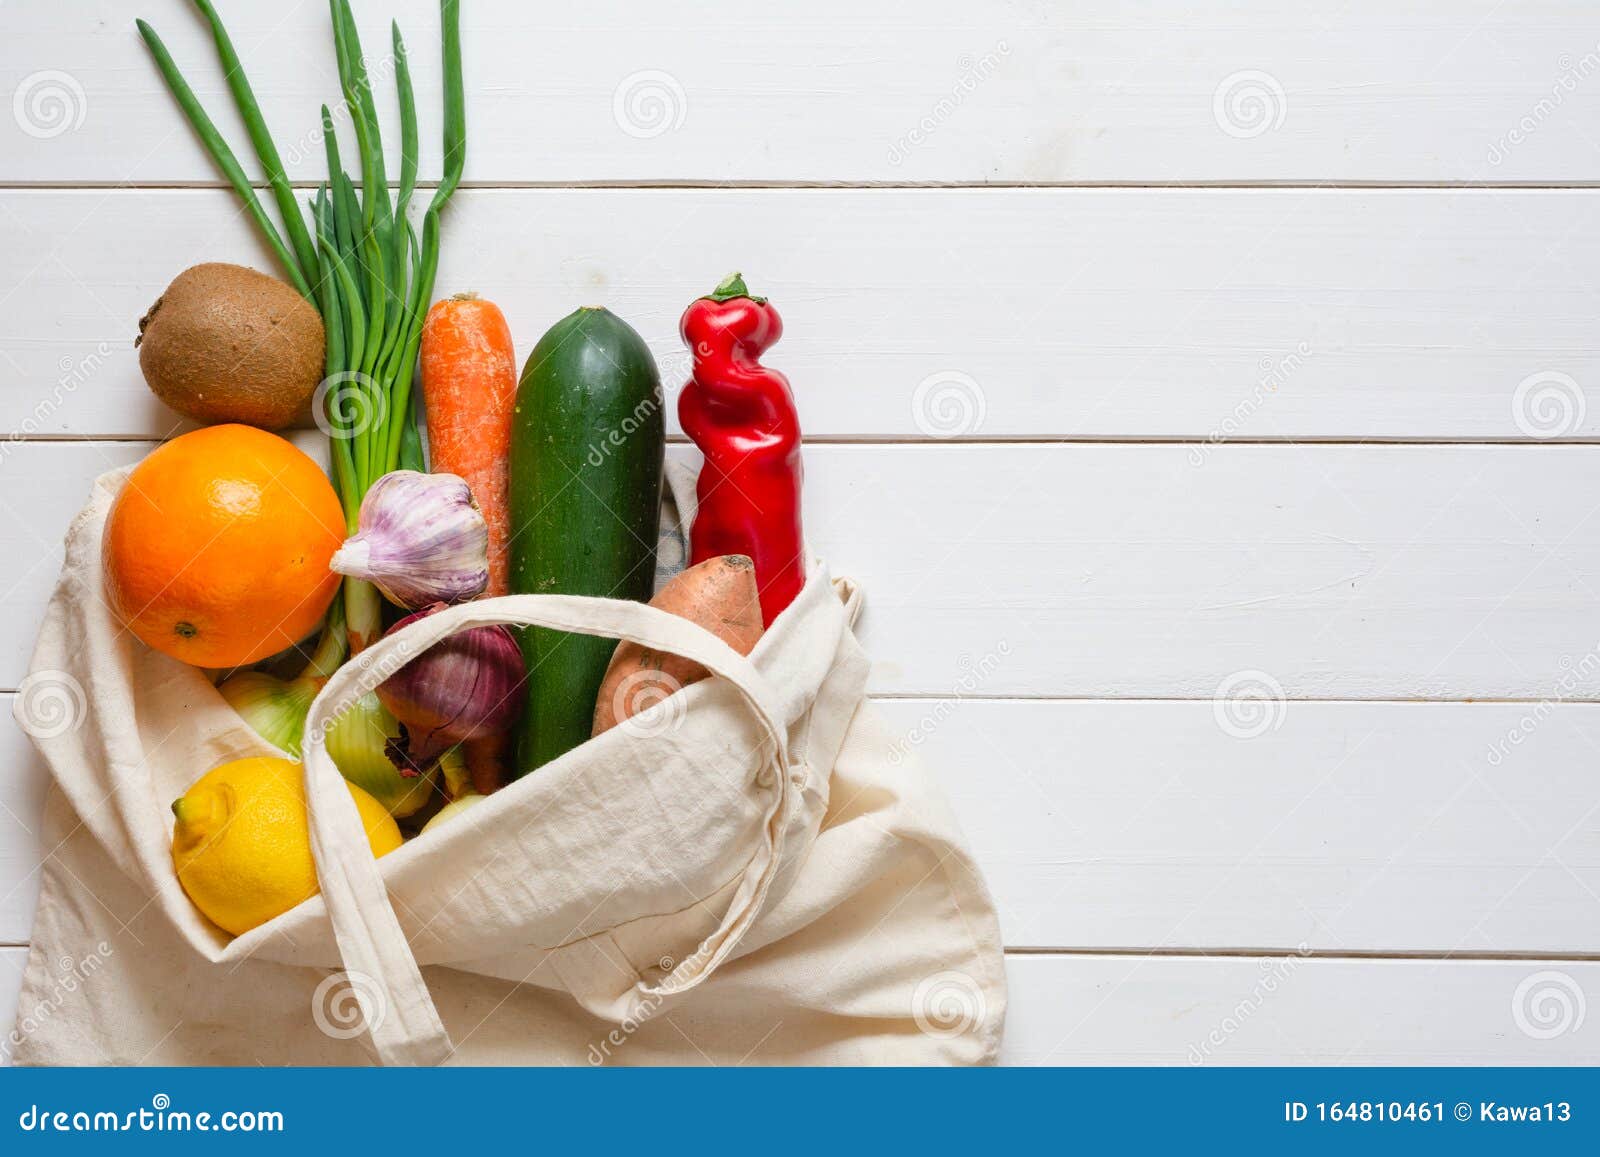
<box><xmin>300</xmin><ymin>593</ymin><xmax>794</xmax><ymax>1065</ymax></box>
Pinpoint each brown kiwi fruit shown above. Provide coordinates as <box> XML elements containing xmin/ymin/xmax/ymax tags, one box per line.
<box><xmin>137</xmin><ymin>263</ymin><xmax>325</xmax><ymax>430</ymax></box>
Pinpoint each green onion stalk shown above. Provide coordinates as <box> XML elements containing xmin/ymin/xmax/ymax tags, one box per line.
<box><xmin>138</xmin><ymin>0</ymin><xmax>465</xmax><ymax>804</ymax></box>
<box><xmin>138</xmin><ymin>0</ymin><xmax>464</xmax><ymax>652</ymax></box>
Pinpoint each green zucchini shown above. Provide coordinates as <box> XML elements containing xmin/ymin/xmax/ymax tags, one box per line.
<box><xmin>509</xmin><ymin>306</ymin><xmax>664</xmax><ymax>775</ymax></box>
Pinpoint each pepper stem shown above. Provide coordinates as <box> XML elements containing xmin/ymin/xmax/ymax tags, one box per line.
<box><xmin>706</xmin><ymin>271</ymin><xmax>765</xmax><ymax>304</ymax></box>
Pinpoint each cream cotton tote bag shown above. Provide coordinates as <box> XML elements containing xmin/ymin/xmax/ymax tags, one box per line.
<box><xmin>8</xmin><ymin>463</ymin><xmax>1005</xmax><ymax>1066</ymax></box>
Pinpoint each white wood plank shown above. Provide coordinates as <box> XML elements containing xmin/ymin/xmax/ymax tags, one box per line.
<box><xmin>815</xmin><ymin>443</ymin><xmax>1600</xmax><ymax>700</ymax></box>
<box><xmin>3</xmin><ymin>945</ymin><xmax>1592</xmax><ymax>1063</ymax></box>
<box><xmin>1001</xmin><ymin>954</ymin><xmax>1600</xmax><ymax>1064</ymax></box>
<box><xmin>0</xmin><ymin>442</ymin><xmax>147</xmax><ymax>697</ymax></box>
<box><xmin>4</xmin><ymin>694</ymin><xmax>1599</xmax><ymax>953</ymax></box>
<box><xmin>884</xmin><ymin>700</ymin><xmax>1600</xmax><ymax>954</ymax></box>
<box><xmin>4</xmin><ymin>1</ymin><xmax>1600</xmax><ymax>185</ymax></box>
<box><xmin>5</xmin><ymin>188</ymin><xmax>1600</xmax><ymax>442</ymax></box>
<box><xmin>4</xmin><ymin>441</ymin><xmax>1600</xmax><ymax>700</ymax></box>
<box><xmin>3</xmin><ymin>701</ymin><xmax>1596</xmax><ymax>953</ymax></box>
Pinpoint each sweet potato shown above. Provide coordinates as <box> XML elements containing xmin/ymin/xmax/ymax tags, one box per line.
<box><xmin>592</xmin><ymin>555</ymin><xmax>764</xmax><ymax>735</ymax></box>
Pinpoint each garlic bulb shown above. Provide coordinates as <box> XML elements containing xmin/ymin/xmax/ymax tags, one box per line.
<box><xmin>330</xmin><ymin>470</ymin><xmax>489</xmax><ymax>609</ymax></box>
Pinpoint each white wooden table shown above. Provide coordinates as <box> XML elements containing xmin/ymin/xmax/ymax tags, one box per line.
<box><xmin>3</xmin><ymin>0</ymin><xmax>1600</xmax><ymax>1064</ymax></box>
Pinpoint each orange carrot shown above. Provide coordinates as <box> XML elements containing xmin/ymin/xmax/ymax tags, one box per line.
<box><xmin>420</xmin><ymin>293</ymin><xmax>517</xmax><ymax>596</ymax></box>
<box><xmin>421</xmin><ymin>294</ymin><xmax>518</xmax><ymax>793</ymax></box>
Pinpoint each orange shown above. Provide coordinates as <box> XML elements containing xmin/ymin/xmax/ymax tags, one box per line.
<box><xmin>104</xmin><ymin>424</ymin><xmax>345</xmax><ymax>668</ymax></box>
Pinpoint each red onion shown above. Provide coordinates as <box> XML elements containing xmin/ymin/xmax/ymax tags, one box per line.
<box><xmin>376</xmin><ymin>605</ymin><xmax>525</xmax><ymax>771</ymax></box>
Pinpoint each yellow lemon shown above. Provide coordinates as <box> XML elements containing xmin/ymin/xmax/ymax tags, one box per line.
<box><xmin>171</xmin><ymin>756</ymin><xmax>402</xmax><ymax>937</ymax></box>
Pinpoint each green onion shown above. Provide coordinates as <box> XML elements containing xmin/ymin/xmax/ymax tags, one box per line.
<box><xmin>138</xmin><ymin>0</ymin><xmax>467</xmax><ymax>656</ymax></box>
<box><xmin>188</xmin><ymin>0</ymin><xmax>321</xmax><ymax>285</ymax></box>
<box><xmin>134</xmin><ymin>18</ymin><xmax>312</xmax><ymax>298</ymax></box>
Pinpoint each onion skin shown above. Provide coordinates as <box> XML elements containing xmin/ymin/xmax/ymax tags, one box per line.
<box><xmin>421</xmin><ymin>792</ymin><xmax>487</xmax><ymax>835</ymax></box>
<box><xmin>324</xmin><ymin>691</ymin><xmax>435</xmax><ymax>815</ymax></box>
<box><xmin>375</xmin><ymin>606</ymin><xmax>525</xmax><ymax>767</ymax></box>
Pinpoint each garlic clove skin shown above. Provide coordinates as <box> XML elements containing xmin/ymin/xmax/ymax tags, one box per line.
<box><xmin>330</xmin><ymin>469</ymin><xmax>490</xmax><ymax>609</ymax></box>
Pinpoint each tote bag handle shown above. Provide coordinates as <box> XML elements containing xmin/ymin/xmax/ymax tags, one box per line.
<box><xmin>300</xmin><ymin>593</ymin><xmax>794</xmax><ymax>1066</ymax></box>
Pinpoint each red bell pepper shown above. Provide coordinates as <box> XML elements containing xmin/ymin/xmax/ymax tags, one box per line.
<box><xmin>678</xmin><ymin>272</ymin><xmax>805</xmax><ymax>627</ymax></box>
